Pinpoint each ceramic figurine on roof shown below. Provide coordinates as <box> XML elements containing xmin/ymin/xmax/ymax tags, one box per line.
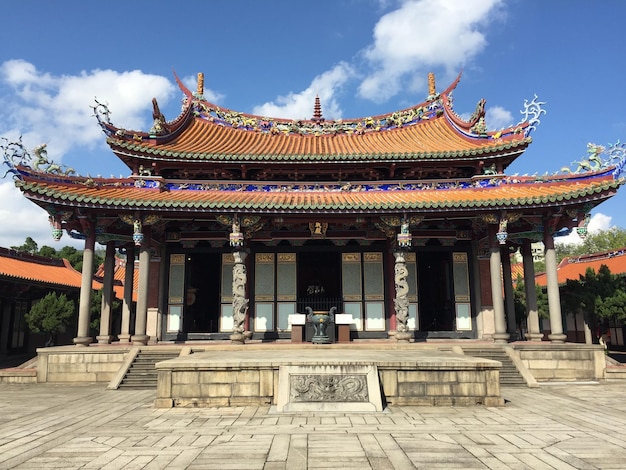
<box><xmin>5</xmin><ymin>70</ymin><xmax>625</xmax><ymax>346</ymax></box>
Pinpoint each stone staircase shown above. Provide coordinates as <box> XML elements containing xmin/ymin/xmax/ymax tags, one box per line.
<box><xmin>118</xmin><ymin>350</ymin><xmax>180</xmax><ymax>389</ymax></box>
<box><xmin>462</xmin><ymin>347</ymin><xmax>527</xmax><ymax>387</ymax></box>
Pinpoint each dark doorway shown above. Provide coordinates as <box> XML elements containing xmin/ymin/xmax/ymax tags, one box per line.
<box><xmin>417</xmin><ymin>251</ymin><xmax>455</xmax><ymax>331</ymax></box>
<box><xmin>297</xmin><ymin>251</ymin><xmax>342</xmax><ymax>312</ymax></box>
<box><xmin>185</xmin><ymin>253</ymin><xmax>221</xmax><ymax>333</ymax></box>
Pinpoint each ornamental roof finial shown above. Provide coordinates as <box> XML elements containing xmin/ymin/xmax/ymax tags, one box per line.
<box><xmin>312</xmin><ymin>95</ymin><xmax>324</xmax><ymax>123</ymax></box>
<box><xmin>197</xmin><ymin>73</ymin><xmax>204</xmax><ymax>96</ymax></box>
<box><xmin>428</xmin><ymin>72</ymin><xmax>436</xmax><ymax>97</ymax></box>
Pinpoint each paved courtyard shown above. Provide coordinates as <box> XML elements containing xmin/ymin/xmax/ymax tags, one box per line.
<box><xmin>0</xmin><ymin>381</ymin><xmax>625</xmax><ymax>469</ymax></box>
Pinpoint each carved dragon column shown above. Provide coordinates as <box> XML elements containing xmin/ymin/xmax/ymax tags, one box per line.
<box><xmin>394</xmin><ymin>218</ymin><xmax>412</xmax><ymax>342</ymax></box>
<box><xmin>230</xmin><ymin>215</ymin><xmax>250</xmax><ymax>344</ymax></box>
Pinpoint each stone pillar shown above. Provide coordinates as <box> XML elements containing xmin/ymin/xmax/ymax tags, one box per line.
<box><xmin>522</xmin><ymin>239</ymin><xmax>543</xmax><ymax>341</ymax></box>
<box><xmin>231</xmin><ymin>250</ymin><xmax>249</xmax><ymax>343</ymax></box>
<box><xmin>74</xmin><ymin>228</ymin><xmax>95</xmax><ymax>346</ymax></box>
<box><xmin>500</xmin><ymin>246</ymin><xmax>517</xmax><ymax>339</ymax></box>
<box><xmin>96</xmin><ymin>242</ymin><xmax>115</xmax><ymax>344</ymax></box>
<box><xmin>544</xmin><ymin>232</ymin><xmax>566</xmax><ymax>343</ymax></box>
<box><xmin>118</xmin><ymin>246</ymin><xmax>135</xmax><ymax>343</ymax></box>
<box><xmin>489</xmin><ymin>228</ymin><xmax>509</xmax><ymax>343</ymax></box>
<box><xmin>132</xmin><ymin>234</ymin><xmax>150</xmax><ymax>345</ymax></box>
<box><xmin>393</xmin><ymin>251</ymin><xmax>411</xmax><ymax>342</ymax></box>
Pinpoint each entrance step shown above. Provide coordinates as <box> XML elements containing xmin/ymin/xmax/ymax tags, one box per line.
<box><xmin>462</xmin><ymin>347</ymin><xmax>527</xmax><ymax>387</ymax></box>
<box><xmin>118</xmin><ymin>350</ymin><xmax>180</xmax><ymax>389</ymax></box>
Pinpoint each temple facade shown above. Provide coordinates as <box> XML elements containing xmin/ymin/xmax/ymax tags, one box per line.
<box><xmin>5</xmin><ymin>72</ymin><xmax>626</xmax><ymax>346</ymax></box>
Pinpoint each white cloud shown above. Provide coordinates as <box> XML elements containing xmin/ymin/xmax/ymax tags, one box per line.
<box><xmin>0</xmin><ymin>60</ymin><xmax>177</xmax><ymax>250</ymax></box>
<box><xmin>555</xmin><ymin>213</ymin><xmax>613</xmax><ymax>246</ymax></box>
<box><xmin>486</xmin><ymin>105</ymin><xmax>514</xmax><ymax>131</ymax></box>
<box><xmin>0</xmin><ymin>59</ymin><xmax>175</xmax><ymax>162</ymax></box>
<box><xmin>358</xmin><ymin>0</ymin><xmax>503</xmax><ymax>102</ymax></box>
<box><xmin>252</xmin><ymin>62</ymin><xmax>354</xmax><ymax>120</ymax></box>
<box><xmin>0</xmin><ymin>181</ymin><xmax>84</xmax><ymax>250</ymax></box>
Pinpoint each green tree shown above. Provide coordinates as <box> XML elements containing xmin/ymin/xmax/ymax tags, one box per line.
<box><xmin>582</xmin><ymin>227</ymin><xmax>626</xmax><ymax>254</ymax></box>
<box><xmin>555</xmin><ymin>227</ymin><xmax>626</xmax><ymax>263</ymax></box>
<box><xmin>57</xmin><ymin>246</ymin><xmax>85</xmax><ymax>271</ymax></box>
<box><xmin>25</xmin><ymin>292</ymin><xmax>76</xmax><ymax>345</ymax></box>
<box><xmin>38</xmin><ymin>245</ymin><xmax>58</xmax><ymax>258</ymax></box>
<box><xmin>11</xmin><ymin>236</ymin><xmax>38</xmax><ymax>254</ymax></box>
<box><xmin>560</xmin><ymin>265</ymin><xmax>626</xmax><ymax>343</ymax></box>
<box><xmin>8</xmin><ymin>237</ymin><xmax>103</xmax><ymax>273</ymax></box>
<box><xmin>596</xmin><ymin>289</ymin><xmax>626</xmax><ymax>322</ymax></box>
<box><xmin>513</xmin><ymin>275</ymin><xmax>549</xmax><ymax>334</ymax></box>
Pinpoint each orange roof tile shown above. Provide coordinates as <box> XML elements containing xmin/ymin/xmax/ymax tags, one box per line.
<box><xmin>511</xmin><ymin>262</ymin><xmax>525</xmax><ymax>281</ymax></box>
<box><xmin>0</xmin><ymin>248</ymin><xmax>99</xmax><ymax>290</ymax></box>
<box><xmin>109</xmin><ymin>114</ymin><xmax>530</xmax><ymax>163</ymax></box>
<box><xmin>94</xmin><ymin>256</ymin><xmax>138</xmax><ymax>302</ymax></box>
<box><xmin>536</xmin><ymin>248</ymin><xmax>626</xmax><ymax>286</ymax></box>
<box><xmin>18</xmin><ymin>171</ymin><xmax>623</xmax><ymax>215</ymax></box>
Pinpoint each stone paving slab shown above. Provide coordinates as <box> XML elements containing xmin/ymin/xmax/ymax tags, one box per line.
<box><xmin>1</xmin><ymin>382</ymin><xmax>626</xmax><ymax>469</ymax></box>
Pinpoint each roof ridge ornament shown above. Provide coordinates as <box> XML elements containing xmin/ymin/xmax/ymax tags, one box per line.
<box><xmin>196</xmin><ymin>72</ymin><xmax>204</xmax><ymax>98</ymax></box>
<box><xmin>426</xmin><ymin>72</ymin><xmax>439</xmax><ymax>101</ymax></box>
<box><xmin>311</xmin><ymin>95</ymin><xmax>324</xmax><ymax>123</ymax></box>
<box><xmin>518</xmin><ymin>94</ymin><xmax>546</xmax><ymax>137</ymax></box>
<box><xmin>1</xmin><ymin>137</ymin><xmax>75</xmax><ymax>179</ymax></box>
<box><xmin>557</xmin><ymin>142</ymin><xmax>626</xmax><ymax>177</ymax></box>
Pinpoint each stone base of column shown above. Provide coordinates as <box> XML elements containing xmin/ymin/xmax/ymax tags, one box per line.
<box><xmin>117</xmin><ymin>334</ymin><xmax>132</xmax><ymax>343</ymax></box>
<box><xmin>230</xmin><ymin>333</ymin><xmax>246</xmax><ymax>344</ymax></box>
<box><xmin>548</xmin><ymin>333</ymin><xmax>567</xmax><ymax>343</ymax></box>
<box><xmin>394</xmin><ymin>331</ymin><xmax>411</xmax><ymax>342</ymax></box>
<box><xmin>73</xmin><ymin>336</ymin><xmax>93</xmax><ymax>347</ymax></box>
<box><xmin>96</xmin><ymin>335</ymin><xmax>112</xmax><ymax>344</ymax></box>
<box><xmin>492</xmin><ymin>332</ymin><xmax>510</xmax><ymax>344</ymax></box>
<box><xmin>525</xmin><ymin>332</ymin><xmax>545</xmax><ymax>342</ymax></box>
<box><xmin>131</xmin><ymin>334</ymin><xmax>149</xmax><ymax>345</ymax></box>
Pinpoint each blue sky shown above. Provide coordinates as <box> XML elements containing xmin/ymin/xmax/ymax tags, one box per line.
<box><xmin>1</xmin><ymin>0</ymin><xmax>625</xmax><ymax>249</ymax></box>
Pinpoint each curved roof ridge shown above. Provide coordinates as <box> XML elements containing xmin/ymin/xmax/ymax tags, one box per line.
<box><xmin>108</xmin><ymin>71</ymin><xmax>503</xmax><ymax>142</ymax></box>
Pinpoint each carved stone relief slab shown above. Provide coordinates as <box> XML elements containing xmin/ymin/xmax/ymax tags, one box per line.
<box><xmin>276</xmin><ymin>364</ymin><xmax>383</xmax><ymax>412</ymax></box>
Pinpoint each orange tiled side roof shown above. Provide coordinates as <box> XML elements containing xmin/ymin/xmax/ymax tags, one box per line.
<box><xmin>0</xmin><ymin>248</ymin><xmax>98</xmax><ymax>289</ymax></box>
<box><xmin>17</xmin><ymin>172</ymin><xmax>623</xmax><ymax>214</ymax></box>
<box><xmin>536</xmin><ymin>248</ymin><xmax>626</xmax><ymax>286</ymax></box>
<box><xmin>95</xmin><ymin>256</ymin><xmax>138</xmax><ymax>302</ymax></box>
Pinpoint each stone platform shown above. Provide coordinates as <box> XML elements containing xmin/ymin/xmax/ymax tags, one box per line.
<box><xmin>154</xmin><ymin>347</ymin><xmax>503</xmax><ymax>409</ymax></box>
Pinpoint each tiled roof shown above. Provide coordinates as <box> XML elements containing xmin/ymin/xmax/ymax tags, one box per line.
<box><xmin>0</xmin><ymin>248</ymin><xmax>98</xmax><ymax>290</ymax></box>
<box><xmin>511</xmin><ymin>262</ymin><xmax>525</xmax><ymax>281</ymax></box>
<box><xmin>94</xmin><ymin>256</ymin><xmax>138</xmax><ymax>302</ymax></box>
<box><xmin>108</xmin><ymin>116</ymin><xmax>530</xmax><ymax>163</ymax></box>
<box><xmin>101</xmin><ymin>73</ymin><xmax>531</xmax><ymax>164</ymax></box>
<box><xmin>536</xmin><ymin>248</ymin><xmax>626</xmax><ymax>286</ymax></box>
<box><xmin>17</xmin><ymin>172</ymin><xmax>623</xmax><ymax>214</ymax></box>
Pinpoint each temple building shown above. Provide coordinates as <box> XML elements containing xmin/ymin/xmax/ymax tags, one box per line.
<box><xmin>5</xmin><ymin>72</ymin><xmax>626</xmax><ymax>346</ymax></box>
<box><xmin>0</xmin><ymin>248</ymin><xmax>84</xmax><ymax>356</ymax></box>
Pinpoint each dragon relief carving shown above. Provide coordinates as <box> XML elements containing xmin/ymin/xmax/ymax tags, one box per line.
<box><xmin>1</xmin><ymin>138</ymin><xmax>75</xmax><ymax>178</ymax></box>
<box><xmin>290</xmin><ymin>374</ymin><xmax>368</xmax><ymax>402</ymax></box>
<box><xmin>393</xmin><ymin>252</ymin><xmax>410</xmax><ymax>335</ymax></box>
<box><xmin>231</xmin><ymin>251</ymin><xmax>249</xmax><ymax>336</ymax></box>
